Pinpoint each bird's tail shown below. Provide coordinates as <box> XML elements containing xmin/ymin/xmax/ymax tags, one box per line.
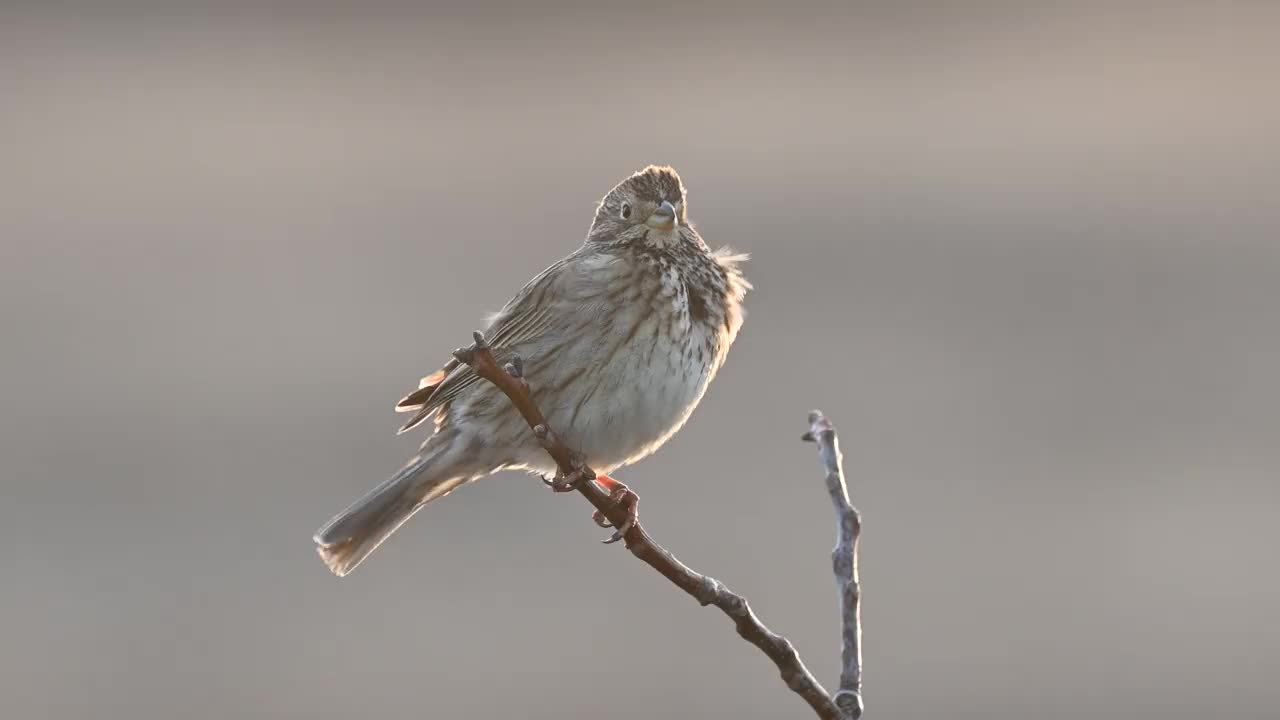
<box><xmin>313</xmin><ymin>437</ymin><xmax>469</xmax><ymax>577</ymax></box>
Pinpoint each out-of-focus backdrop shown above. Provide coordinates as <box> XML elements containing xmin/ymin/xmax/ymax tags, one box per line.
<box><xmin>3</xmin><ymin>2</ymin><xmax>1277</xmax><ymax>719</ymax></box>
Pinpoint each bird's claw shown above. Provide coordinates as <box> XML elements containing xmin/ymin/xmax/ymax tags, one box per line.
<box><xmin>541</xmin><ymin>465</ymin><xmax>636</xmax><ymax>543</ymax></box>
<box><xmin>542</xmin><ymin>462</ymin><xmax>594</xmax><ymax>493</ymax></box>
<box><xmin>592</xmin><ymin>480</ymin><xmax>639</xmax><ymax>544</ymax></box>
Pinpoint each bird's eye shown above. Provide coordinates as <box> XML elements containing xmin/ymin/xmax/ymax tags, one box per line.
<box><xmin>620</xmin><ymin>202</ymin><xmax>632</xmax><ymax>220</ymax></box>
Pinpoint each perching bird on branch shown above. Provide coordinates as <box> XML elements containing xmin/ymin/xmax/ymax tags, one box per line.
<box><xmin>313</xmin><ymin>166</ymin><xmax>750</xmax><ymax>576</ymax></box>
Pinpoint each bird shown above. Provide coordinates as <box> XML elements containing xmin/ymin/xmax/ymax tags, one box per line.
<box><xmin>313</xmin><ymin>165</ymin><xmax>750</xmax><ymax>577</ymax></box>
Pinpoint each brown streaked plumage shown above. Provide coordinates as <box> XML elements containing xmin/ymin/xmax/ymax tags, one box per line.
<box><xmin>314</xmin><ymin>166</ymin><xmax>749</xmax><ymax>576</ymax></box>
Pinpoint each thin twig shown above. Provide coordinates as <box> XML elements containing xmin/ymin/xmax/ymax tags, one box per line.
<box><xmin>803</xmin><ymin>411</ymin><xmax>864</xmax><ymax>719</ymax></box>
<box><xmin>453</xmin><ymin>331</ymin><xmax>845</xmax><ymax>720</ymax></box>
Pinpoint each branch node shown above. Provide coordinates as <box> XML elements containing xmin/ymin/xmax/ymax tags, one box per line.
<box><xmin>723</xmin><ymin>593</ymin><xmax>749</xmax><ymax>620</ymax></box>
<box><xmin>503</xmin><ymin>355</ymin><xmax>525</xmax><ymax>379</ymax></box>
<box><xmin>694</xmin><ymin>576</ymin><xmax>720</xmax><ymax>606</ymax></box>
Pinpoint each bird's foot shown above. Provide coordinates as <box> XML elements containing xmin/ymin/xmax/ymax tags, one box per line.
<box><xmin>541</xmin><ymin>452</ymin><xmax>595</xmax><ymax>493</ymax></box>
<box><xmin>591</xmin><ymin>474</ymin><xmax>639</xmax><ymax>544</ymax></box>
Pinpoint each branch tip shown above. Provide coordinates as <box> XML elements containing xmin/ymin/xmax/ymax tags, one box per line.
<box><xmin>804</xmin><ymin>411</ymin><xmax>862</xmax><ymax>720</ymax></box>
<box><xmin>833</xmin><ymin>690</ymin><xmax>863</xmax><ymax>720</ymax></box>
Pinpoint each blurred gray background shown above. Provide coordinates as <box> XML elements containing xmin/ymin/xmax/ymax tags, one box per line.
<box><xmin>3</xmin><ymin>2</ymin><xmax>1278</xmax><ymax>718</ymax></box>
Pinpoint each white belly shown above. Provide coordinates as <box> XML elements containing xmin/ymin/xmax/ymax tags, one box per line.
<box><xmin>542</xmin><ymin>306</ymin><xmax>722</xmax><ymax>474</ymax></box>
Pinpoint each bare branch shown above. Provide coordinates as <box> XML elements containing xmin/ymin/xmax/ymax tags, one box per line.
<box><xmin>454</xmin><ymin>333</ymin><xmax>845</xmax><ymax>720</ymax></box>
<box><xmin>803</xmin><ymin>410</ymin><xmax>864</xmax><ymax>719</ymax></box>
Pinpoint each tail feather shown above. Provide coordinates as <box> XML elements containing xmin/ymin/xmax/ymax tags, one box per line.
<box><xmin>395</xmin><ymin>358</ymin><xmax>461</xmax><ymax>414</ymax></box>
<box><xmin>395</xmin><ymin>366</ymin><xmax>451</xmax><ymax>413</ymax></box>
<box><xmin>314</xmin><ymin>446</ymin><xmax>468</xmax><ymax>577</ymax></box>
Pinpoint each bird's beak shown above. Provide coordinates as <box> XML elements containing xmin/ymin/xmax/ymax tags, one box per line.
<box><xmin>646</xmin><ymin>201</ymin><xmax>679</xmax><ymax>230</ymax></box>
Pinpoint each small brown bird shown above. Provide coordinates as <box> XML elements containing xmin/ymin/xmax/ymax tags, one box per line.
<box><xmin>314</xmin><ymin>166</ymin><xmax>749</xmax><ymax>576</ymax></box>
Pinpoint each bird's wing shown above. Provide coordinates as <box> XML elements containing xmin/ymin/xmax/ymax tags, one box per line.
<box><xmin>393</xmin><ymin>256</ymin><xmax>571</xmax><ymax>434</ymax></box>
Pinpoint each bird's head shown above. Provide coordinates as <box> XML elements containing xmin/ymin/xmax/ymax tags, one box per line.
<box><xmin>588</xmin><ymin>166</ymin><xmax>695</xmax><ymax>249</ymax></box>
